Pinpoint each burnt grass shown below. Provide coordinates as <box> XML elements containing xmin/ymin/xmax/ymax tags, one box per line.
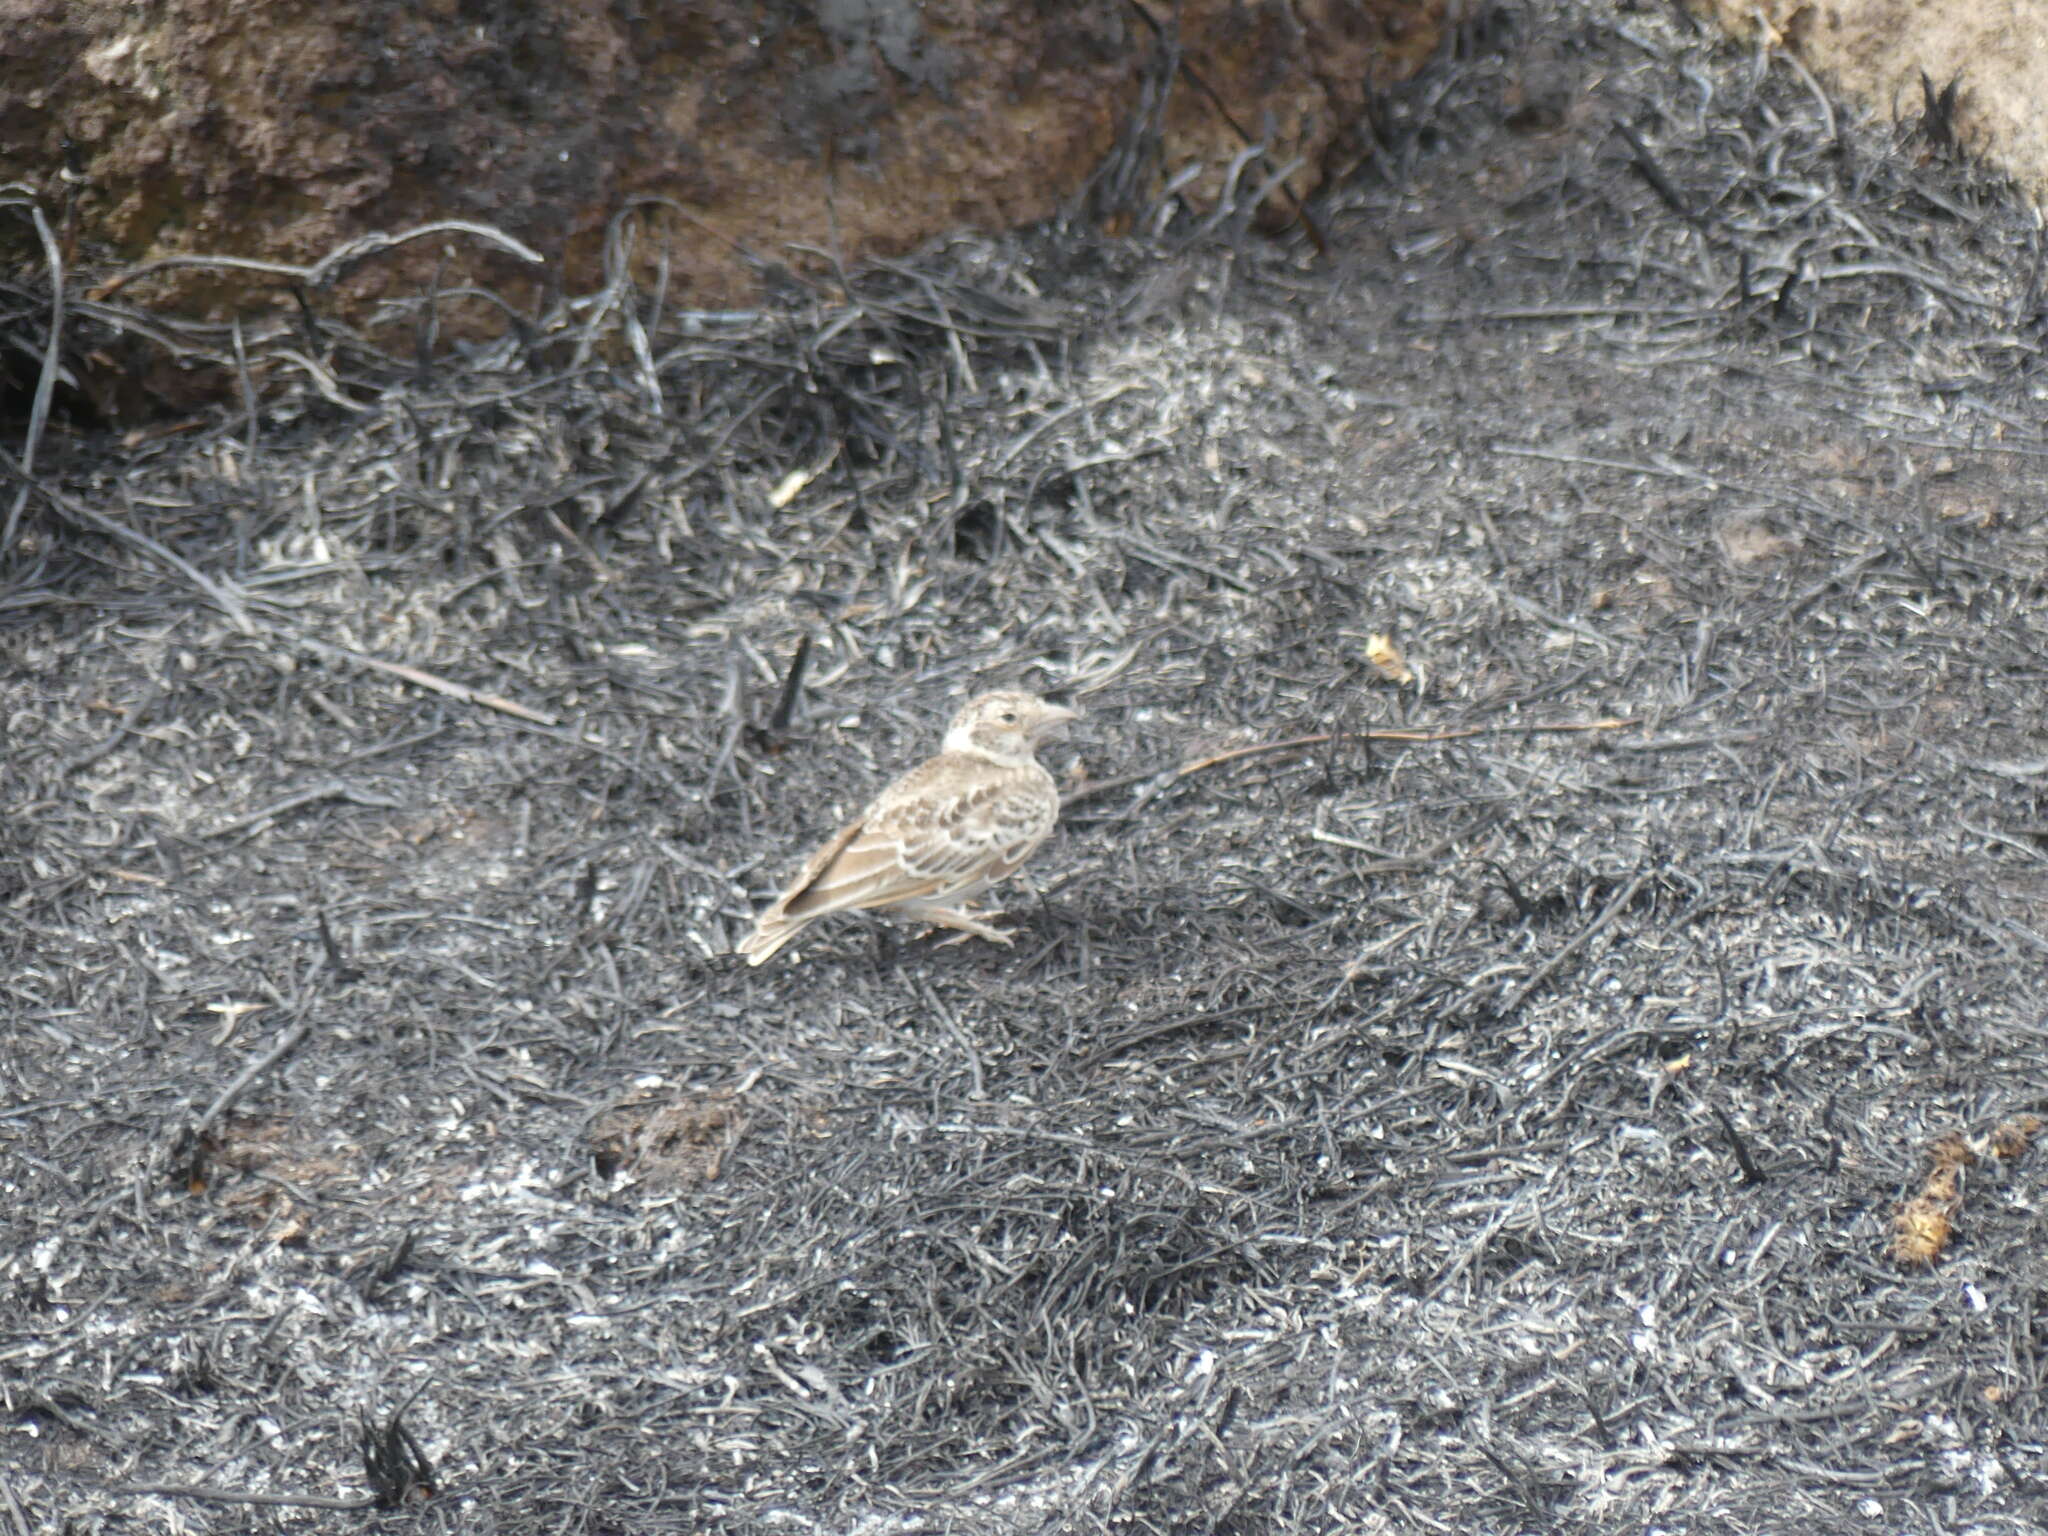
<box><xmin>7</xmin><ymin>4</ymin><xmax>2048</xmax><ymax>1533</ymax></box>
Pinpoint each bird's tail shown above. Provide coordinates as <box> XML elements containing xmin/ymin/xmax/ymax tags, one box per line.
<box><xmin>736</xmin><ymin>912</ymin><xmax>810</xmax><ymax>966</ymax></box>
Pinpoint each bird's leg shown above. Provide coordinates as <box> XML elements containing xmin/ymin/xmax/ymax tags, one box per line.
<box><xmin>896</xmin><ymin>903</ymin><xmax>1016</xmax><ymax>947</ymax></box>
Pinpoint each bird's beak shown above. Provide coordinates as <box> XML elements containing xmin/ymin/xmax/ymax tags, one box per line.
<box><xmin>1032</xmin><ymin>702</ymin><xmax>1080</xmax><ymax>740</ymax></box>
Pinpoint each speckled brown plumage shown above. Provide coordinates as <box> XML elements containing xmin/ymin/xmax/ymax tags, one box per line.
<box><xmin>737</xmin><ymin>692</ymin><xmax>1077</xmax><ymax>965</ymax></box>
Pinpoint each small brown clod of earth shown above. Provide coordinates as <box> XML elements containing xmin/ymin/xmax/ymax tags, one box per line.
<box><xmin>590</xmin><ymin>1093</ymin><xmax>747</xmax><ymax>1189</ymax></box>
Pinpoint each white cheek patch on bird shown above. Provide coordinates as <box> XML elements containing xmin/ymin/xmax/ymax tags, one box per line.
<box><xmin>736</xmin><ymin>691</ymin><xmax>1075</xmax><ymax>966</ymax></box>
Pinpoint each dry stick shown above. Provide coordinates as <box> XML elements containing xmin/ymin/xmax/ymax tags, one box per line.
<box><xmin>768</xmin><ymin>634</ymin><xmax>812</xmax><ymax>735</ymax></box>
<box><xmin>1494</xmin><ymin>441</ymin><xmax>1714</xmax><ymax>483</ymax></box>
<box><xmin>1121</xmin><ymin>0</ymin><xmax>1330</xmax><ymax>254</ymax></box>
<box><xmin>1711</xmin><ymin>1102</ymin><xmax>1769</xmax><ymax>1186</ymax></box>
<box><xmin>1107</xmin><ymin>719</ymin><xmax>1632</xmax><ymax>823</ymax></box>
<box><xmin>2</xmin><ymin>488</ymin><xmax>550</xmax><ymax>723</ymax></box>
<box><xmin>1498</xmin><ymin>866</ymin><xmax>1655</xmax><ymax>1018</ymax></box>
<box><xmin>0</xmin><ymin>186</ymin><xmax>64</xmax><ymax>559</ymax></box>
<box><xmin>572</xmin><ymin>209</ymin><xmax>636</xmax><ymax>372</ymax></box>
<box><xmin>613</xmin><ymin>192</ymin><xmax>763</xmax><ymax>272</ymax></box>
<box><xmin>230</xmin><ymin>315</ymin><xmax>259</xmax><ymax>458</ymax></box>
<box><xmin>1615</xmin><ymin>121</ymin><xmax>1701</xmax><ymax>226</ymax></box>
<box><xmin>921</xmin><ymin>981</ymin><xmax>986</xmax><ymax>1100</ymax></box>
<box><xmin>1175</xmin><ymin>719</ymin><xmax>1634</xmax><ymax>778</ymax></box>
<box><xmin>61</xmin><ymin>684</ymin><xmax>163</xmax><ymax>772</ymax></box>
<box><xmin>112</xmin><ymin>1484</ymin><xmax>376</xmax><ymax>1512</ymax></box>
<box><xmin>1405</xmin><ymin>302</ymin><xmax>1697</xmax><ymax>324</ymax></box>
<box><xmin>0</xmin><ymin>1475</ymin><xmax>31</xmax><ymax>1536</ymax></box>
<box><xmin>297</xmin><ymin>638</ymin><xmax>559</xmax><ymax>727</ymax></box>
<box><xmin>206</xmin><ymin>781</ymin><xmax>406</xmax><ymax>838</ymax></box>
<box><xmin>91</xmin><ymin>218</ymin><xmax>544</xmax><ymax>299</ymax></box>
<box><xmin>10</xmin><ymin>212</ymin><xmax>561</xmax><ymax>731</ymax></box>
<box><xmin>191</xmin><ymin>1019</ymin><xmax>314</xmax><ymax>1139</ymax></box>
<box><xmin>1205</xmin><ymin>151</ymin><xmax>1309</xmax><ymax>242</ymax></box>
<box><xmin>21</xmin><ymin>474</ymin><xmax>554</xmax><ymax>724</ymax></box>
<box><xmin>1058</xmin><ymin>768</ymin><xmax>1158</xmax><ymax>809</ymax></box>
<box><xmin>1197</xmin><ymin>143</ymin><xmax>1274</xmax><ymax>235</ymax></box>
<box><xmin>1494</xmin><ymin>440</ymin><xmax>1876</xmax><ymax>540</ymax></box>
<box><xmin>0</xmin><ymin>448</ymin><xmax>258</xmax><ymax>633</ymax></box>
<box><xmin>269</xmin><ymin>347</ymin><xmax>371</xmax><ymax>413</ymax></box>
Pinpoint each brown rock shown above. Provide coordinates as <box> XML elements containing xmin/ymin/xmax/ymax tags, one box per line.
<box><xmin>1</xmin><ymin>0</ymin><xmax>1442</xmax><ymax>349</ymax></box>
<box><xmin>1151</xmin><ymin>0</ymin><xmax>1442</xmax><ymax>218</ymax></box>
<box><xmin>1687</xmin><ymin>0</ymin><xmax>2048</xmax><ymax>200</ymax></box>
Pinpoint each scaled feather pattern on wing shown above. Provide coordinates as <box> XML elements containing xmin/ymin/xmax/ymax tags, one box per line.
<box><xmin>738</xmin><ymin>691</ymin><xmax>1077</xmax><ymax>965</ymax></box>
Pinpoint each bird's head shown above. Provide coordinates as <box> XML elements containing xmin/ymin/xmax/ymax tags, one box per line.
<box><xmin>943</xmin><ymin>691</ymin><xmax>1079</xmax><ymax>764</ymax></box>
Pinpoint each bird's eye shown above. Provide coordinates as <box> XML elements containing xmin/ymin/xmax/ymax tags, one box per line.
<box><xmin>999</xmin><ymin>712</ymin><xmax>1017</xmax><ymax>724</ymax></box>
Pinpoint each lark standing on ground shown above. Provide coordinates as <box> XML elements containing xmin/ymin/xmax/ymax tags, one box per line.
<box><xmin>738</xmin><ymin>691</ymin><xmax>1078</xmax><ymax>965</ymax></box>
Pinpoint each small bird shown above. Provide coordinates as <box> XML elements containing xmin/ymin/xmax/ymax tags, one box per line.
<box><xmin>737</xmin><ymin>691</ymin><xmax>1079</xmax><ymax>965</ymax></box>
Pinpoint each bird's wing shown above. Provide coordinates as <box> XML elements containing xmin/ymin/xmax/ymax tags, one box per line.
<box><xmin>881</xmin><ymin>773</ymin><xmax>1058</xmax><ymax>893</ymax></box>
<box><xmin>772</xmin><ymin>757</ymin><xmax>1055</xmax><ymax>920</ymax></box>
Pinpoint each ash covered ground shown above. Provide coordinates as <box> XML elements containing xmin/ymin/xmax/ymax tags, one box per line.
<box><xmin>6</xmin><ymin>4</ymin><xmax>2048</xmax><ymax>1532</ymax></box>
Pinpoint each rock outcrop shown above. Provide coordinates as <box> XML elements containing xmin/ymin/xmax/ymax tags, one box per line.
<box><xmin>0</xmin><ymin>0</ymin><xmax>1444</xmax><ymax>345</ymax></box>
<box><xmin>1689</xmin><ymin>0</ymin><xmax>2048</xmax><ymax>201</ymax></box>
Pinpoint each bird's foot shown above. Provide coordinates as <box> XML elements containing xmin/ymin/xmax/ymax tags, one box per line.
<box><xmin>901</xmin><ymin>903</ymin><xmax>1016</xmax><ymax>947</ymax></box>
<box><xmin>933</xmin><ymin>926</ymin><xmax>1016</xmax><ymax>949</ymax></box>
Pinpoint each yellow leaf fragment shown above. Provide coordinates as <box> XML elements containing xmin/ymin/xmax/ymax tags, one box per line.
<box><xmin>1365</xmin><ymin>633</ymin><xmax>1414</xmax><ymax>685</ymax></box>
